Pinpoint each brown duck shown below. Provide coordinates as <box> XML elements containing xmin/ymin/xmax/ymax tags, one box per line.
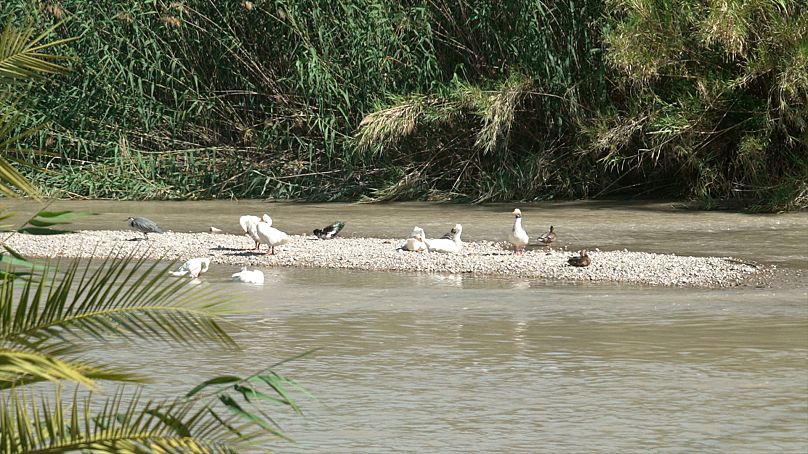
<box><xmin>567</xmin><ymin>250</ymin><xmax>590</xmax><ymax>267</ymax></box>
<box><xmin>537</xmin><ymin>225</ymin><xmax>557</xmax><ymax>245</ymax></box>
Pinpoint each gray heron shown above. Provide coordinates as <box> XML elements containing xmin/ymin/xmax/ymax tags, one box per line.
<box><xmin>126</xmin><ymin>216</ymin><xmax>164</xmax><ymax>239</ymax></box>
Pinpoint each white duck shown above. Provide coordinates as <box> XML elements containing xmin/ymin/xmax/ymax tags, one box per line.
<box><xmin>255</xmin><ymin>218</ymin><xmax>289</xmax><ymax>255</ymax></box>
<box><xmin>508</xmin><ymin>208</ymin><xmax>529</xmax><ymax>255</ymax></box>
<box><xmin>401</xmin><ymin>226</ymin><xmax>428</xmax><ymax>252</ymax></box>
<box><xmin>240</xmin><ymin>214</ymin><xmax>273</xmax><ymax>250</ymax></box>
<box><xmin>239</xmin><ymin>215</ymin><xmax>261</xmax><ymax>250</ymax></box>
<box><xmin>231</xmin><ymin>267</ymin><xmax>265</xmax><ymax>284</ymax></box>
<box><xmin>169</xmin><ymin>257</ymin><xmax>211</xmax><ymax>278</ymax></box>
<box><xmin>425</xmin><ymin>224</ymin><xmax>463</xmax><ymax>253</ymax></box>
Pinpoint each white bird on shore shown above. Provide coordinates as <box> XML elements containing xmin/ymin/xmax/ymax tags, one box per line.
<box><xmin>400</xmin><ymin>226</ymin><xmax>428</xmax><ymax>252</ymax></box>
<box><xmin>255</xmin><ymin>218</ymin><xmax>289</xmax><ymax>255</ymax></box>
<box><xmin>425</xmin><ymin>224</ymin><xmax>463</xmax><ymax>253</ymax></box>
<box><xmin>508</xmin><ymin>208</ymin><xmax>529</xmax><ymax>255</ymax></box>
<box><xmin>240</xmin><ymin>214</ymin><xmax>273</xmax><ymax>250</ymax></box>
<box><xmin>232</xmin><ymin>267</ymin><xmax>265</xmax><ymax>284</ymax></box>
<box><xmin>169</xmin><ymin>257</ymin><xmax>210</xmax><ymax>278</ymax></box>
<box><xmin>240</xmin><ymin>215</ymin><xmax>261</xmax><ymax>250</ymax></box>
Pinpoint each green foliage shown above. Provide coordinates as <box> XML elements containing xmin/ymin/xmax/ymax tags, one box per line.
<box><xmin>1</xmin><ymin>0</ymin><xmax>804</xmax><ymax>209</ymax></box>
<box><xmin>1</xmin><ymin>0</ymin><xmax>604</xmax><ymax>203</ymax></box>
<box><xmin>594</xmin><ymin>0</ymin><xmax>808</xmax><ymax>209</ymax></box>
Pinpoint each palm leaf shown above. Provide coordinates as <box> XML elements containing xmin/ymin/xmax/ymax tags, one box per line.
<box><xmin>0</xmin><ymin>387</ymin><xmax>265</xmax><ymax>453</ymax></box>
<box><xmin>0</xmin><ymin>250</ymin><xmax>238</xmax><ymax>351</ymax></box>
<box><xmin>0</xmin><ymin>21</ymin><xmax>75</xmax><ymax>84</ymax></box>
<box><xmin>0</xmin><ymin>346</ymin><xmax>141</xmax><ymax>390</ymax></box>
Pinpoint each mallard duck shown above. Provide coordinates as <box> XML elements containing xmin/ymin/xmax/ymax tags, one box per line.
<box><xmin>126</xmin><ymin>216</ymin><xmax>163</xmax><ymax>239</ymax></box>
<box><xmin>255</xmin><ymin>218</ymin><xmax>289</xmax><ymax>255</ymax></box>
<box><xmin>313</xmin><ymin>221</ymin><xmax>346</xmax><ymax>239</ymax></box>
<box><xmin>425</xmin><ymin>224</ymin><xmax>463</xmax><ymax>253</ymax></box>
<box><xmin>508</xmin><ymin>209</ymin><xmax>529</xmax><ymax>255</ymax></box>
<box><xmin>567</xmin><ymin>250</ymin><xmax>590</xmax><ymax>267</ymax></box>
<box><xmin>231</xmin><ymin>267</ymin><xmax>264</xmax><ymax>284</ymax></box>
<box><xmin>169</xmin><ymin>257</ymin><xmax>210</xmax><ymax>278</ymax></box>
<box><xmin>537</xmin><ymin>225</ymin><xmax>556</xmax><ymax>245</ymax></box>
<box><xmin>400</xmin><ymin>226</ymin><xmax>428</xmax><ymax>252</ymax></box>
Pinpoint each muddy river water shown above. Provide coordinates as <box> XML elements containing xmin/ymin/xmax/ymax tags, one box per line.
<box><xmin>3</xmin><ymin>200</ymin><xmax>807</xmax><ymax>452</ymax></box>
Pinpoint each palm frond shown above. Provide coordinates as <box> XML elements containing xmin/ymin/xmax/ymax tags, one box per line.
<box><xmin>0</xmin><ymin>21</ymin><xmax>75</xmax><ymax>84</ymax></box>
<box><xmin>0</xmin><ymin>387</ymin><xmax>264</xmax><ymax>453</ymax></box>
<box><xmin>0</xmin><ymin>346</ymin><xmax>142</xmax><ymax>390</ymax></box>
<box><xmin>1</xmin><ymin>251</ymin><xmax>238</xmax><ymax>358</ymax></box>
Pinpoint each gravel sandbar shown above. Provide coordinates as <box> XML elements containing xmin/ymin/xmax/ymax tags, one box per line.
<box><xmin>4</xmin><ymin>230</ymin><xmax>767</xmax><ymax>288</ymax></box>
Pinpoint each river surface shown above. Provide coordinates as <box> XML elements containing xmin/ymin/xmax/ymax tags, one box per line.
<box><xmin>2</xmin><ymin>200</ymin><xmax>807</xmax><ymax>452</ymax></box>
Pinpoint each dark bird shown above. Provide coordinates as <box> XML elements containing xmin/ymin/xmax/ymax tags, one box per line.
<box><xmin>126</xmin><ymin>216</ymin><xmax>164</xmax><ymax>239</ymax></box>
<box><xmin>567</xmin><ymin>250</ymin><xmax>591</xmax><ymax>267</ymax></box>
<box><xmin>313</xmin><ymin>221</ymin><xmax>346</xmax><ymax>240</ymax></box>
<box><xmin>537</xmin><ymin>225</ymin><xmax>557</xmax><ymax>245</ymax></box>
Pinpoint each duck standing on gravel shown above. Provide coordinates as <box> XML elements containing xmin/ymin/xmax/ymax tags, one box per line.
<box><xmin>567</xmin><ymin>250</ymin><xmax>590</xmax><ymax>267</ymax></box>
<box><xmin>240</xmin><ymin>214</ymin><xmax>271</xmax><ymax>251</ymax></box>
<box><xmin>508</xmin><ymin>209</ymin><xmax>529</xmax><ymax>255</ymax></box>
<box><xmin>537</xmin><ymin>225</ymin><xmax>557</xmax><ymax>246</ymax></box>
<box><xmin>127</xmin><ymin>216</ymin><xmax>163</xmax><ymax>240</ymax></box>
<box><xmin>255</xmin><ymin>217</ymin><xmax>289</xmax><ymax>255</ymax></box>
<box><xmin>425</xmin><ymin>224</ymin><xmax>463</xmax><ymax>253</ymax></box>
<box><xmin>169</xmin><ymin>257</ymin><xmax>210</xmax><ymax>278</ymax></box>
<box><xmin>314</xmin><ymin>221</ymin><xmax>346</xmax><ymax>240</ymax></box>
<box><xmin>400</xmin><ymin>226</ymin><xmax>428</xmax><ymax>252</ymax></box>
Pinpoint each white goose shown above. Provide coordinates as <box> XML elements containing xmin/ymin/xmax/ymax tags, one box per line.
<box><xmin>425</xmin><ymin>224</ymin><xmax>463</xmax><ymax>253</ymax></box>
<box><xmin>232</xmin><ymin>267</ymin><xmax>265</xmax><ymax>284</ymax></box>
<box><xmin>239</xmin><ymin>215</ymin><xmax>261</xmax><ymax>250</ymax></box>
<box><xmin>508</xmin><ymin>208</ymin><xmax>529</xmax><ymax>255</ymax></box>
<box><xmin>169</xmin><ymin>257</ymin><xmax>211</xmax><ymax>278</ymax></box>
<box><xmin>255</xmin><ymin>218</ymin><xmax>289</xmax><ymax>255</ymax></box>
<box><xmin>401</xmin><ymin>226</ymin><xmax>428</xmax><ymax>252</ymax></box>
<box><xmin>240</xmin><ymin>214</ymin><xmax>273</xmax><ymax>250</ymax></box>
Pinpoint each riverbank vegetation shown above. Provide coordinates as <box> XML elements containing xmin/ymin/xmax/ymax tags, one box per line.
<box><xmin>1</xmin><ymin>0</ymin><xmax>805</xmax><ymax>210</ymax></box>
<box><xmin>1</xmin><ymin>23</ymin><xmax>303</xmax><ymax>452</ymax></box>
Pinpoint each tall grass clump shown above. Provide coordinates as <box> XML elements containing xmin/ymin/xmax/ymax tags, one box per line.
<box><xmin>1</xmin><ymin>0</ymin><xmax>804</xmax><ymax>210</ymax></box>
<box><xmin>1</xmin><ymin>0</ymin><xmax>604</xmax><ymax>202</ymax></box>
<box><xmin>590</xmin><ymin>0</ymin><xmax>807</xmax><ymax>210</ymax></box>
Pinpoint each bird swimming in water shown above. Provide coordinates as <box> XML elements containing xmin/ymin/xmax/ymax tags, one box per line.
<box><xmin>169</xmin><ymin>257</ymin><xmax>210</xmax><ymax>278</ymax></box>
<box><xmin>567</xmin><ymin>250</ymin><xmax>591</xmax><ymax>267</ymax></box>
<box><xmin>313</xmin><ymin>221</ymin><xmax>346</xmax><ymax>240</ymax></box>
<box><xmin>508</xmin><ymin>208</ymin><xmax>529</xmax><ymax>255</ymax></box>
<box><xmin>126</xmin><ymin>216</ymin><xmax>163</xmax><ymax>240</ymax></box>
<box><xmin>232</xmin><ymin>267</ymin><xmax>264</xmax><ymax>284</ymax></box>
<box><xmin>537</xmin><ymin>225</ymin><xmax>557</xmax><ymax>246</ymax></box>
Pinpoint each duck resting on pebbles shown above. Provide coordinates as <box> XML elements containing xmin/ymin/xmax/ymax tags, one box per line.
<box><xmin>425</xmin><ymin>224</ymin><xmax>463</xmax><ymax>253</ymax></box>
<box><xmin>400</xmin><ymin>226</ymin><xmax>428</xmax><ymax>252</ymax></box>
<box><xmin>508</xmin><ymin>208</ymin><xmax>529</xmax><ymax>255</ymax></box>
<box><xmin>567</xmin><ymin>250</ymin><xmax>591</xmax><ymax>267</ymax></box>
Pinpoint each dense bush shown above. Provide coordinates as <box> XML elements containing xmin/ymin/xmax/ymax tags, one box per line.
<box><xmin>1</xmin><ymin>0</ymin><xmax>805</xmax><ymax>209</ymax></box>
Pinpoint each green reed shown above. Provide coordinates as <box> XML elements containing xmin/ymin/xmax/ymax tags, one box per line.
<box><xmin>1</xmin><ymin>0</ymin><xmax>804</xmax><ymax>210</ymax></box>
